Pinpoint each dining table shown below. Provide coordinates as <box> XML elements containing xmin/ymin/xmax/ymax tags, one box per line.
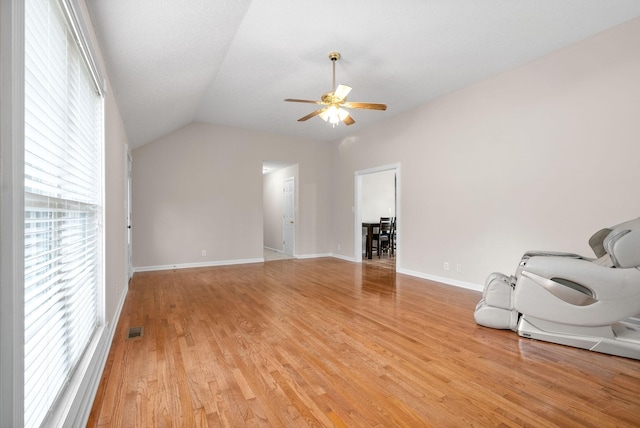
<box><xmin>362</xmin><ymin>222</ymin><xmax>380</xmax><ymax>259</ymax></box>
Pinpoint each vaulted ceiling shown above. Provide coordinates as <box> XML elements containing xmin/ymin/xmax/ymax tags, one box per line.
<box><xmin>86</xmin><ymin>1</ymin><xmax>640</xmax><ymax>149</ymax></box>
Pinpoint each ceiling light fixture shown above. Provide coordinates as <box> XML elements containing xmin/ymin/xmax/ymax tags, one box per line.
<box><xmin>285</xmin><ymin>52</ymin><xmax>387</xmax><ymax>126</ymax></box>
<box><xmin>319</xmin><ymin>105</ymin><xmax>349</xmax><ymax>127</ymax></box>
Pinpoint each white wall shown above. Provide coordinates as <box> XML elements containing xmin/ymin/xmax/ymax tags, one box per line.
<box><xmin>130</xmin><ymin>17</ymin><xmax>640</xmax><ymax>286</ymax></box>
<box><xmin>331</xmin><ymin>17</ymin><xmax>640</xmax><ymax>288</ymax></box>
<box><xmin>361</xmin><ymin>170</ymin><xmax>395</xmax><ymax>222</ymax></box>
<box><xmin>132</xmin><ymin>123</ymin><xmax>332</xmax><ymax>270</ymax></box>
<box><xmin>263</xmin><ymin>164</ymin><xmax>298</xmax><ymax>252</ymax></box>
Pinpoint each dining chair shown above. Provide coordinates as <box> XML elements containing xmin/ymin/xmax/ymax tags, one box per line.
<box><xmin>374</xmin><ymin>217</ymin><xmax>393</xmax><ymax>257</ymax></box>
<box><xmin>391</xmin><ymin>217</ymin><xmax>396</xmax><ymax>256</ymax></box>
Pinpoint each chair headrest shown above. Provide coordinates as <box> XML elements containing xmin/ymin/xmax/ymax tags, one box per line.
<box><xmin>599</xmin><ymin>217</ymin><xmax>640</xmax><ymax>268</ymax></box>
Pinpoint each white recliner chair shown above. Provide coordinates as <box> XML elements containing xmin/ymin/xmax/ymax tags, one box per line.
<box><xmin>474</xmin><ymin>217</ymin><xmax>640</xmax><ymax>360</ymax></box>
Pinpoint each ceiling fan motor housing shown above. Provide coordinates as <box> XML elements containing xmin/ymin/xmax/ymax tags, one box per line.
<box><xmin>322</xmin><ymin>92</ymin><xmax>343</xmax><ymax>104</ymax></box>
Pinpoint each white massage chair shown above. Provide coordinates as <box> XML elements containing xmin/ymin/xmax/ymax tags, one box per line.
<box><xmin>475</xmin><ymin>217</ymin><xmax>640</xmax><ymax>360</ymax></box>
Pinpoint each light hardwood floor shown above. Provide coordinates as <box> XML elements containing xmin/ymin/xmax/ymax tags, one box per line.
<box><xmin>88</xmin><ymin>258</ymin><xmax>640</xmax><ymax>427</ymax></box>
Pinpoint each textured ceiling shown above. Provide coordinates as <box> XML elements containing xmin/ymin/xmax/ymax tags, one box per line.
<box><xmin>86</xmin><ymin>0</ymin><xmax>640</xmax><ymax>149</ymax></box>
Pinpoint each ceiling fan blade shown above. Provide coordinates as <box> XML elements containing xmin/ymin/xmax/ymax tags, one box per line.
<box><xmin>284</xmin><ymin>98</ymin><xmax>323</xmax><ymax>105</ymax></box>
<box><xmin>341</xmin><ymin>102</ymin><xmax>387</xmax><ymax>111</ymax></box>
<box><xmin>334</xmin><ymin>84</ymin><xmax>352</xmax><ymax>101</ymax></box>
<box><xmin>298</xmin><ymin>108</ymin><xmax>326</xmax><ymax>122</ymax></box>
<box><xmin>343</xmin><ymin>114</ymin><xmax>355</xmax><ymax>126</ymax></box>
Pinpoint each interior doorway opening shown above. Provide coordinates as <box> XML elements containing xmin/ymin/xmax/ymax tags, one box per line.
<box><xmin>262</xmin><ymin>161</ymin><xmax>298</xmax><ymax>261</ymax></box>
<box><xmin>355</xmin><ymin>164</ymin><xmax>400</xmax><ymax>267</ymax></box>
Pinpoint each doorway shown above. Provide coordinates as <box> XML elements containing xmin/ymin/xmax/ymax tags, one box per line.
<box><xmin>263</xmin><ymin>162</ymin><xmax>298</xmax><ymax>260</ymax></box>
<box><xmin>283</xmin><ymin>177</ymin><xmax>295</xmax><ymax>257</ymax></box>
<box><xmin>355</xmin><ymin>164</ymin><xmax>400</xmax><ymax>265</ymax></box>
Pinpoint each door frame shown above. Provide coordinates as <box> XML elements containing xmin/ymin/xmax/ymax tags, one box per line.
<box><xmin>126</xmin><ymin>147</ymin><xmax>133</xmax><ymax>279</ymax></box>
<box><xmin>354</xmin><ymin>163</ymin><xmax>401</xmax><ymax>265</ymax></box>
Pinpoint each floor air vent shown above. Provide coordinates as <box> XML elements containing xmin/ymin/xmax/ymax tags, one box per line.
<box><xmin>126</xmin><ymin>326</ymin><xmax>144</xmax><ymax>339</ymax></box>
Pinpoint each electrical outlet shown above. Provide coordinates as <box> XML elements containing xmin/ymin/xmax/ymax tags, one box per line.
<box><xmin>337</xmin><ymin>244</ymin><xmax>341</xmax><ymax>251</ymax></box>
<box><xmin>444</xmin><ymin>262</ymin><xmax>449</xmax><ymax>271</ymax></box>
<box><xmin>456</xmin><ymin>264</ymin><xmax>462</xmax><ymax>272</ymax></box>
<box><xmin>201</xmin><ymin>250</ymin><xmax>207</xmax><ymax>256</ymax></box>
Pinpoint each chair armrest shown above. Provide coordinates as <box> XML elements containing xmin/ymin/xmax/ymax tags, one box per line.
<box><xmin>523</xmin><ymin>256</ymin><xmax>640</xmax><ymax>301</ymax></box>
<box><xmin>522</xmin><ymin>250</ymin><xmax>586</xmax><ymax>259</ymax></box>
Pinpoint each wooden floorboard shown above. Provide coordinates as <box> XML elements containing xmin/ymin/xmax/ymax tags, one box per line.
<box><xmin>88</xmin><ymin>258</ymin><xmax>640</xmax><ymax>427</ymax></box>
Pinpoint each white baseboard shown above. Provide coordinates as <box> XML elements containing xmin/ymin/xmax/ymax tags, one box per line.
<box><xmin>396</xmin><ymin>267</ymin><xmax>483</xmax><ymax>292</ymax></box>
<box><xmin>330</xmin><ymin>253</ymin><xmax>356</xmax><ymax>262</ymax></box>
<box><xmin>295</xmin><ymin>253</ymin><xmax>332</xmax><ymax>259</ymax></box>
<box><xmin>134</xmin><ymin>258</ymin><xmax>264</xmax><ymax>273</ymax></box>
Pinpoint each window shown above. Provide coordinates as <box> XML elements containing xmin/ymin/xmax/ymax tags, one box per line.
<box><xmin>23</xmin><ymin>0</ymin><xmax>104</xmax><ymax>426</ymax></box>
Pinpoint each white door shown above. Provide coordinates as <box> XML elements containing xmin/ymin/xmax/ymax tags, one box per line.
<box><xmin>283</xmin><ymin>177</ymin><xmax>295</xmax><ymax>257</ymax></box>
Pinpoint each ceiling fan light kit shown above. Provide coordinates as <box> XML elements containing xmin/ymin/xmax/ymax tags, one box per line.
<box><xmin>319</xmin><ymin>105</ymin><xmax>349</xmax><ymax>126</ymax></box>
<box><xmin>285</xmin><ymin>51</ymin><xmax>387</xmax><ymax>127</ymax></box>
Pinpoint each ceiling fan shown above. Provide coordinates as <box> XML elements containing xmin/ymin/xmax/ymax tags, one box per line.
<box><xmin>284</xmin><ymin>52</ymin><xmax>387</xmax><ymax>126</ymax></box>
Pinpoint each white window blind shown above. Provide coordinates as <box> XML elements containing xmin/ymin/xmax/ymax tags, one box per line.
<box><xmin>23</xmin><ymin>0</ymin><xmax>103</xmax><ymax>426</ymax></box>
